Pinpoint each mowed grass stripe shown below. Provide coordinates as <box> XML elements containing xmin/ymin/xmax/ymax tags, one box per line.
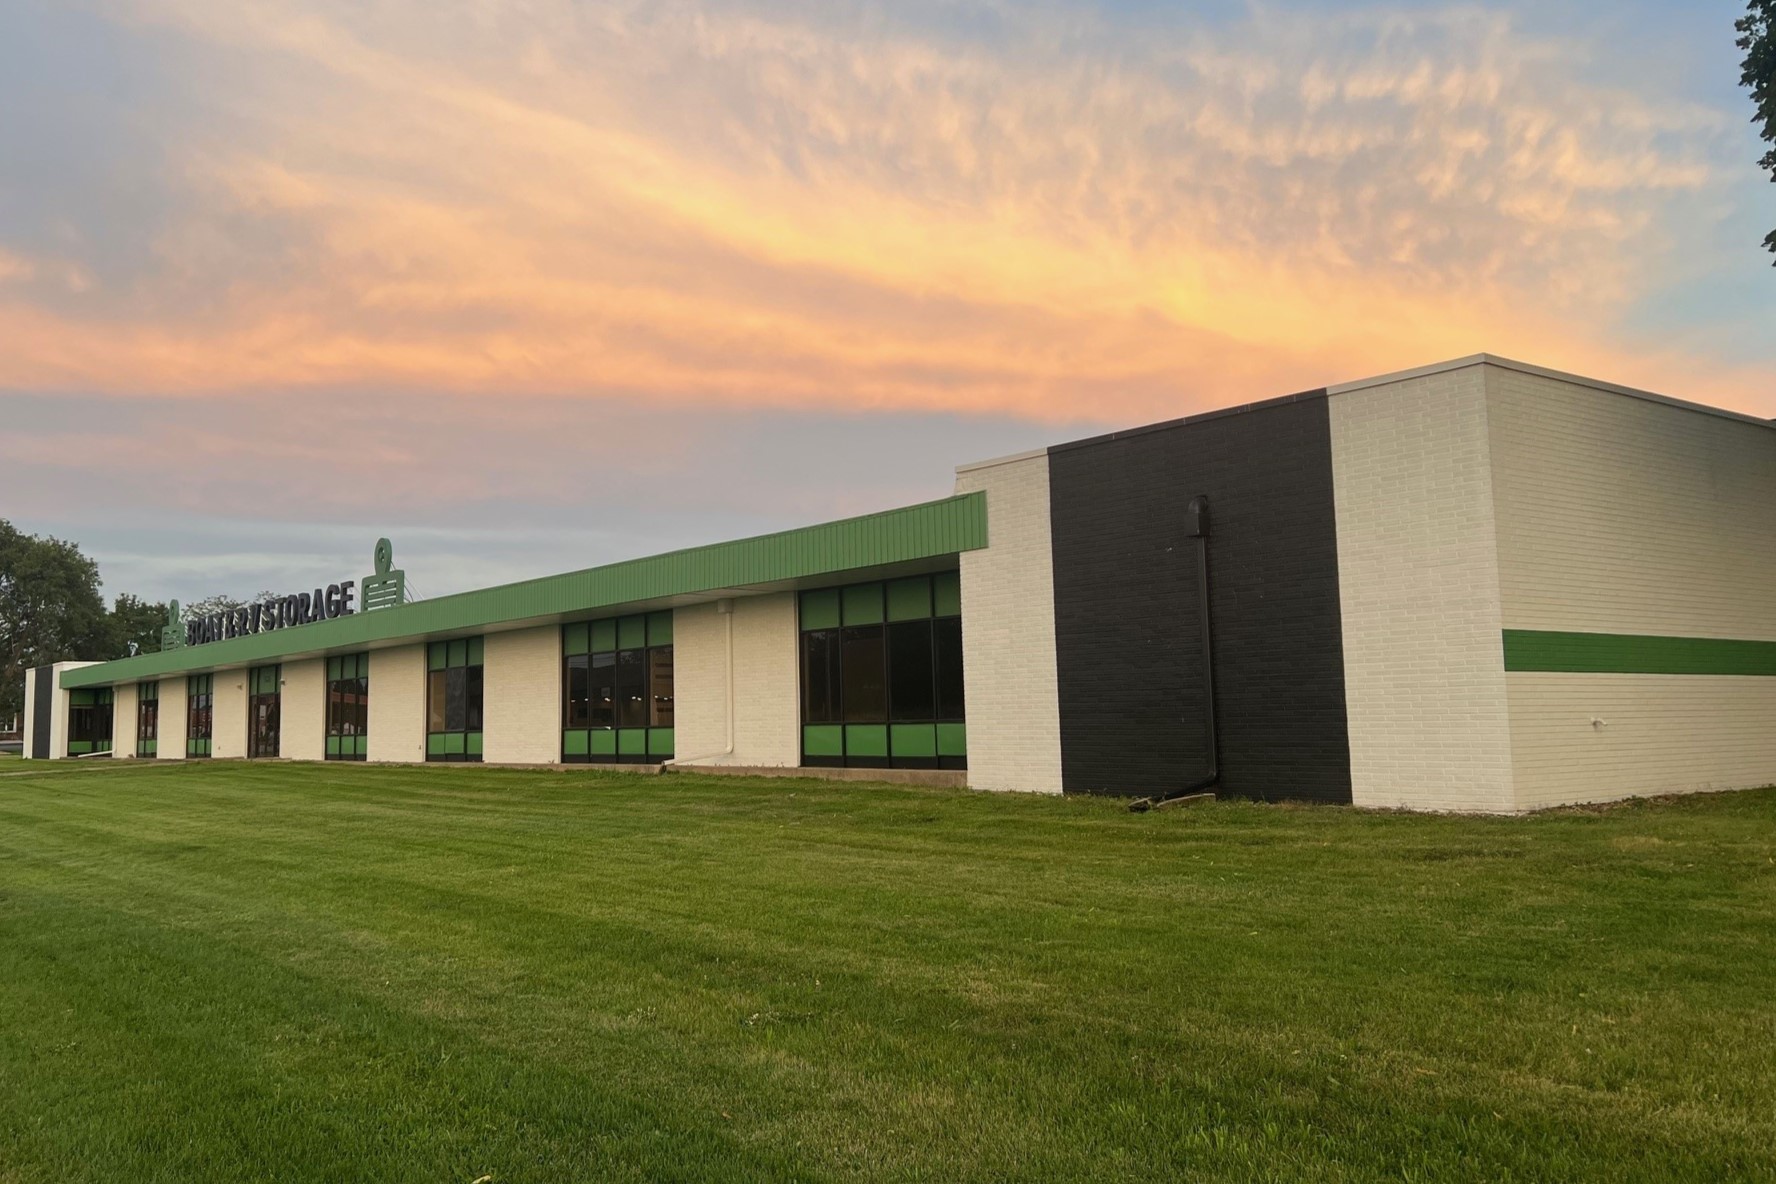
<box><xmin>0</xmin><ymin>761</ymin><xmax>1772</xmax><ymax>1182</ymax></box>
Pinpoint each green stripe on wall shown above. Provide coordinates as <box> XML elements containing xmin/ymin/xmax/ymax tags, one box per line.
<box><xmin>1503</xmin><ymin>630</ymin><xmax>1776</xmax><ymax>675</ymax></box>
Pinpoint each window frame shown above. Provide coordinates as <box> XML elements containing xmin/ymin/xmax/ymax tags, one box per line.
<box><xmin>798</xmin><ymin>573</ymin><xmax>965</xmax><ymax>770</ymax></box>
<box><xmin>425</xmin><ymin>638</ymin><xmax>484</xmax><ymax>762</ymax></box>
<box><xmin>561</xmin><ymin>612</ymin><xmax>673</xmax><ymax>763</ymax></box>
<box><xmin>325</xmin><ymin>653</ymin><xmax>370</xmax><ymax>761</ymax></box>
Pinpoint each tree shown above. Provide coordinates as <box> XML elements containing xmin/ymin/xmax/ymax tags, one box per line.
<box><xmin>0</xmin><ymin>521</ymin><xmax>114</xmax><ymax>724</ymax></box>
<box><xmin>1741</xmin><ymin>1</ymin><xmax>1776</xmax><ymax>261</ymax></box>
<box><xmin>107</xmin><ymin>593</ymin><xmax>168</xmax><ymax>659</ymax></box>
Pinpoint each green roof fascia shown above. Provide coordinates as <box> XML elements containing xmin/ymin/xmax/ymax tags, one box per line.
<box><xmin>61</xmin><ymin>492</ymin><xmax>986</xmax><ymax>690</ymax></box>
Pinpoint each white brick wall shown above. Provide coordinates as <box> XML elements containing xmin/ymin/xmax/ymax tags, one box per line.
<box><xmin>953</xmin><ymin>451</ymin><xmax>1063</xmax><ymax>795</ymax></box>
<box><xmin>280</xmin><ymin>659</ymin><xmax>326</xmax><ymax>761</ymax></box>
<box><xmin>1487</xmin><ymin>368</ymin><xmax>1776</xmax><ymax>639</ymax></box>
<box><xmin>483</xmin><ymin>626</ymin><xmax>562</xmax><ymax>763</ymax></box>
<box><xmin>1486</xmin><ymin>365</ymin><xmax>1776</xmax><ymax>807</ymax></box>
<box><xmin>368</xmin><ymin>644</ymin><xmax>427</xmax><ymax>763</ymax></box>
<box><xmin>113</xmin><ymin>681</ymin><xmax>138</xmax><ymax>757</ymax></box>
<box><xmin>212</xmin><ymin>673</ymin><xmax>248</xmax><ymax>759</ymax></box>
<box><xmin>157</xmin><ymin>678</ymin><xmax>185</xmax><ymax>761</ymax></box>
<box><xmin>673</xmin><ymin>595</ymin><xmax>801</xmax><ymax>767</ymax></box>
<box><xmin>1329</xmin><ymin>367</ymin><xmax>1517</xmax><ymax>813</ymax></box>
<box><xmin>1507</xmin><ymin>674</ymin><xmax>1776</xmax><ymax>808</ymax></box>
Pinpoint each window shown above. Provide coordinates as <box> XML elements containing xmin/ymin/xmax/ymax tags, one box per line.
<box><xmin>67</xmin><ymin>688</ymin><xmax>114</xmax><ymax>756</ymax></box>
<box><xmin>248</xmin><ymin>665</ymin><xmax>281</xmax><ymax>759</ymax></box>
<box><xmin>326</xmin><ymin>654</ymin><xmax>369</xmax><ymax>760</ymax></box>
<box><xmin>799</xmin><ymin>572</ymin><xmax>966</xmax><ymax>769</ymax></box>
<box><xmin>136</xmin><ymin>682</ymin><xmax>159</xmax><ymax>758</ymax></box>
<box><xmin>426</xmin><ymin>638</ymin><xmax>483</xmax><ymax>761</ymax></box>
<box><xmin>187</xmin><ymin>674</ymin><xmax>214</xmax><ymax>758</ymax></box>
<box><xmin>561</xmin><ymin>612</ymin><xmax>673</xmax><ymax>762</ymax></box>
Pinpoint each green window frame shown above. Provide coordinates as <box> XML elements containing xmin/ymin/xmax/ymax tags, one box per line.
<box><xmin>136</xmin><ymin>681</ymin><xmax>159</xmax><ymax>758</ymax></box>
<box><xmin>248</xmin><ymin>664</ymin><xmax>281</xmax><ymax>759</ymax></box>
<box><xmin>426</xmin><ymin>638</ymin><xmax>483</xmax><ymax>762</ymax></box>
<box><xmin>799</xmin><ymin>572</ymin><xmax>965</xmax><ymax>770</ymax></box>
<box><xmin>67</xmin><ymin>687</ymin><xmax>114</xmax><ymax>757</ymax></box>
<box><xmin>561</xmin><ymin>611</ymin><xmax>673</xmax><ymax>764</ymax></box>
<box><xmin>187</xmin><ymin>674</ymin><xmax>214</xmax><ymax>758</ymax></box>
<box><xmin>325</xmin><ymin>653</ymin><xmax>370</xmax><ymax>761</ymax></box>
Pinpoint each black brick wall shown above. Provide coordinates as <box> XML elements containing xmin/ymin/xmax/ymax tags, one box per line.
<box><xmin>30</xmin><ymin>664</ymin><xmax>53</xmax><ymax>759</ymax></box>
<box><xmin>1047</xmin><ymin>392</ymin><xmax>1352</xmax><ymax>803</ymax></box>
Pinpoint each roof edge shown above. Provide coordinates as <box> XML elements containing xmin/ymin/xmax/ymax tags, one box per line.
<box><xmin>1328</xmin><ymin>354</ymin><xmax>1774</xmax><ymax>430</ymax></box>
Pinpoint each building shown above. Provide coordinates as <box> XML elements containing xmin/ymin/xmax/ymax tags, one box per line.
<box><xmin>20</xmin><ymin>355</ymin><xmax>1776</xmax><ymax>813</ymax></box>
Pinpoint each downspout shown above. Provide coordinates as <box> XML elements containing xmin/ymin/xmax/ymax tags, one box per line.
<box><xmin>665</xmin><ymin>598</ymin><xmax>735</xmax><ymax>766</ymax></box>
<box><xmin>1130</xmin><ymin>495</ymin><xmax>1219</xmax><ymax>811</ymax></box>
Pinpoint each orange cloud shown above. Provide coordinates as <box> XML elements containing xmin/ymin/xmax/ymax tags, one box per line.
<box><xmin>2</xmin><ymin>0</ymin><xmax>1770</xmax><ymax>422</ymax></box>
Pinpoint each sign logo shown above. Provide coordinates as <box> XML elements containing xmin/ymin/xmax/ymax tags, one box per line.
<box><xmin>166</xmin><ymin>539</ymin><xmax>408</xmax><ymax>649</ymax></box>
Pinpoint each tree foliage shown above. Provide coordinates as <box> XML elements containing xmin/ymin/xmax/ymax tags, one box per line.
<box><xmin>0</xmin><ymin>521</ymin><xmax>114</xmax><ymax>723</ymax></box>
<box><xmin>1741</xmin><ymin>0</ymin><xmax>1776</xmax><ymax>260</ymax></box>
<box><xmin>108</xmin><ymin>593</ymin><xmax>169</xmax><ymax>660</ymax></box>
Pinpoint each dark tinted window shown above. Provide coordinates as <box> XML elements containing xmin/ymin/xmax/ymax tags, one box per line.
<box><xmin>465</xmin><ymin>665</ymin><xmax>483</xmax><ymax>731</ymax></box>
<box><xmin>444</xmin><ymin>667</ymin><xmax>466</xmax><ymax>731</ymax></box>
<box><xmin>935</xmin><ymin>616</ymin><xmax>965</xmax><ymax>719</ymax></box>
<box><xmin>888</xmin><ymin>619</ymin><xmax>935</xmax><ymax>721</ymax></box>
<box><xmin>565</xmin><ymin>654</ymin><xmax>589</xmax><ymax>728</ymax></box>
<box><xmin>802</xmin><ymin>629</ymin><xmax>841</xmax><ymax>723</ymax></box>
<box><xmin>616</xmin><ymin>650</ymin><xmax>646</xmax><ymax>727</ymax></box>
<box><xmin>590</xmin><ymin>653</ymin><xmax>616</xmax><ymax>727</ymax></box>
<box><xmin>841</xmin><ymin>625</ymin><xmax>886</xmax><ymax>722</ymax></box>
<box><xmin>649</xmin><ymin>646</ymin><xmax>674</xmax><ymax>727</ymax></box>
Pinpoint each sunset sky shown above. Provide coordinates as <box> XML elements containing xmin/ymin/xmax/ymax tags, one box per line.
<box><xmin>3</xmin><ymin>0</ymin><xmax>1772</xmax><ymax>604</ymax></box>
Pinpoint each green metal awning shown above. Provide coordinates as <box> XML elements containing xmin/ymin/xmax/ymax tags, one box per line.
<box><xmin>62</xmin><ymin>492</ymin><xmax>987</xmax><ymax>689</ymax></box>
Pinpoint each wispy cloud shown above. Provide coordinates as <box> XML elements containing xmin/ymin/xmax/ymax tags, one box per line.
<box><xmin>3</xmin><ymin>0</ymin><xmax>1770</xmax><ymax>424</ymax></box>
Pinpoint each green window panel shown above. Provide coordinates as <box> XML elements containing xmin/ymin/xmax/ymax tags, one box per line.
<box><xmin>936</xmin><ymin>722</ymin><xmax>967</xmax><ymax>757</ymax></box>
<box><xmin>443</xmin><ymin>732</ymin><xmax>465</xmax><ymax>755</ymax></box>
<box><xmin>887</xmin><ymin>576</ymin><xmax>932</xmax><ymax>622</ymax></box>
<box><xmin>890</xmin><ymin>723</ymin><xmax>937</xmax><ymax>759</ymax></box>
<box><xmin>427</xmin><ymin>733</ymin><xmax>447</xmax><ymax>755</ymax></box>
<box><xmin>934</xmin><ymin>570</ymin><xmax>962</xmax><ymax>617</ymax></box>
<box><xmin>69</xmin><ymin>689</ymin><xmax>96</xmax><ymax>706</ymax></box>
<box><xmin>143</xmin><ymin>739</ymin><xmax>157</xmax><ymax>755</ymax></box>
<box><xmin>563</xmin><ymin>622</ymin><xmax>590</xmax><ymax>655</ymax></box>
<box><xmin>68</xmin><ymin>741</ymin><xmax>92</xmax><ymax>755</ymax></box>
<box><xmin>353</xmin><ymin>736</ymin><xmax>368</xmax><ymax>757</ymax></box>
<box><xmin>327</xmin><ymin>736</ymin><xmax>341</xmax><ymax>756</ymax></box>
<box><xmin>589</xmin><ymin>729</ymin><xmax>617</xmax><ymax>756</ymax></box>
<box><xmin>428</xmin><ymin>643</ymin><xmax>447</xmax><ymax>671</ymax></box>
<box><xmin>590</xmin><ymin>620</ymin><xmax>617</xmax><ymax>653</ymax></box>
<box><xmin>647</xmin><ymin>727</ymin><xmax>674</xmax><ymax>756</ymax></box>
<box><xmin>647</xmin><ymin>611</ymin><xmax>673</xmax><ymax>646</ymax></box>
<box><xmin>467</xmin><ymin>638</ymin><xmax>483</xmax><ymax>666</ymax></box>
<box><xmin>199</xmin><ymin>739</ymin><xmax>211</xmax><ymax>756</ymax></box>
<box><xmin>845</xmin><ymin>724</ymin><xmax>889</xmax><ymax>758</ymax></box>
<box><xmin>800</xmin><ymin>588</ymin><xmax>841</xmax><ymax>631</ymax></box>
<box><xmin>803</xmin><ymin>725</ymin><xmax>844</xmax><ymax>757</ymax></box>
<box><xmin>466</xmin><ymin>732</ymin><xmax>482</xmax><ymax>756</ymax></box>
<box><xmin>327</xmin><ymin>657</ymin><xmax>340</xmax><ymax>680</ymax></box>
<box><xmin>447</xmin><ymin>639</ymin><xmax>468</xmax><ymax>668</ymax></box>
<box><xmin>563</xmin><ymin>729</ymin><xmax>590</xmax><ymax>756</ymax></box>
<box><xmin>617</xmin><ymin>616</ymin><xmax>646</xmax><ymax>651</ymax></box>
<box><xmin>618</xmin><ymin>728</ymin><xmax>647</xmax><ymax>755</ymax></box>
<box><xmin>841</xmin><ymin>583</ymin><xmax>884</xmax><ymax>626</ymax></box>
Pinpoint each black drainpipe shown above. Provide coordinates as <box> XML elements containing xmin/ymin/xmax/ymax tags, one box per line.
<box><xmin>1130</xmin><ymin>495</ymin><xmax>1219</xmax><ymax>811</ymax></box>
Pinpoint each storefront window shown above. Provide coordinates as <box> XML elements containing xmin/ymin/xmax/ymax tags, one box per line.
<box><xmin>136</xmin><ymin>682</ymin><xmax>159</xmax><ymax>758</ymax></box>
<box><xmin>187</xmin><ymin>674</ymin><xmax>213</xmax><ymax>758</ymax></box>
<box><xmin>426</xmin><ymin>638</ymin><xmax>483</xmax><ymax>761</ymax></box>
<box><xmin>799</xmin><ymin>572</ymin><xmax>966</xmax><ymax>769</ymax></box>
<box><xmin>561</xmin><ymin>612</ymin><xmax>673</xmax><ymax>762</ymax></box>
<box><xmin>67</xmin><ymin>688</ymin><xmax>113</xmax><ymax>756</ymax></box>
<box><xmin>248</xmin><ymin>665</ymin><xmax>280</xmax><ymax>758</ymax></box>
<box><xmin>326</xmin><ymin>653</ymin><xmax>369</xmax><ymax>760</ymax></box>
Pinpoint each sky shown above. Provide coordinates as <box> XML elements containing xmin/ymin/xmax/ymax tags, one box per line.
<box><xmin>2</xmin><ymin>0</ymin><xmax>1772</xmax><ymax>605</ymax></box>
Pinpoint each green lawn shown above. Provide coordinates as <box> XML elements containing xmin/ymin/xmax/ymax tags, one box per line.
<box><xmin>1</xmin><ymin>763</ymin><xmax>1773</xmax><ymax>1182</ymax></box>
